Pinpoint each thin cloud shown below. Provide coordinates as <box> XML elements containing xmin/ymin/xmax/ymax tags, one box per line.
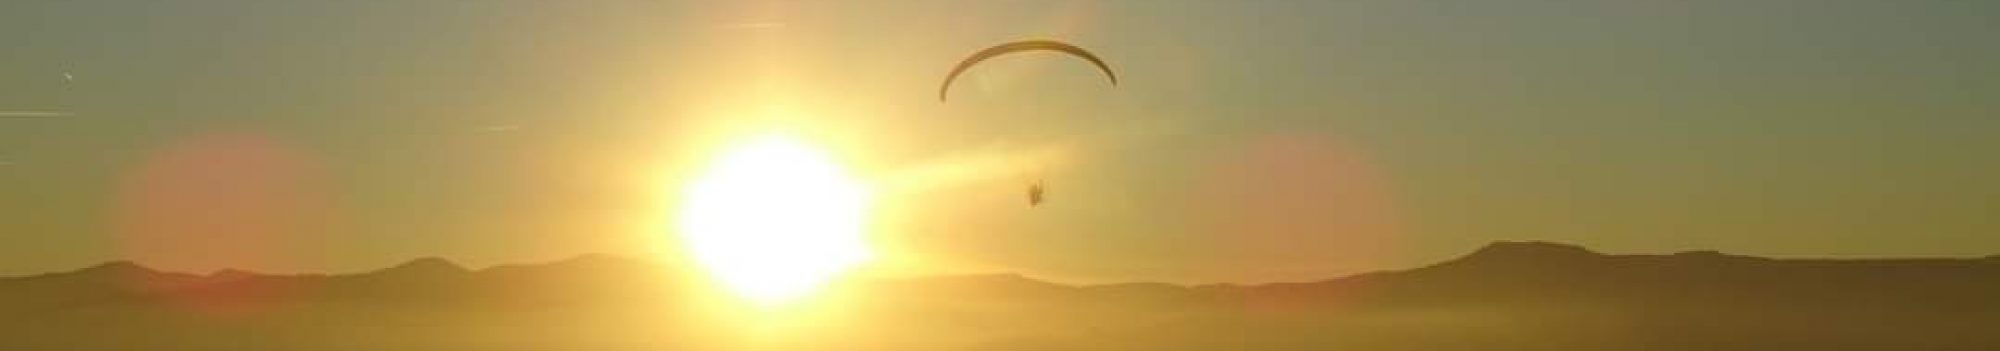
<box><xmin>478</xmin><ymin>124</ymin><xmax>522</xmax><ymax>133</ymax></box>
<box><xmin>0</xmin><ymin>111</ymin><xmax>72</xmax><ymax>118</ymax></box>
<box><xmin>718</xmin><ymin>21</ymin><xmax>787</xmax><ymax>30</ymax></box>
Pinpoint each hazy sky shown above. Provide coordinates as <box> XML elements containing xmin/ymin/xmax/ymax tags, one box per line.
<box><xmin>3</xmin><ymin>1</ymin><xmax>1996</xmax><ymax>283</ymax></box>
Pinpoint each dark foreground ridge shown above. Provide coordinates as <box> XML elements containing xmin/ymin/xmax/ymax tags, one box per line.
<box><xmin>3</xmin><ymin>242</ymin><xmax>1997</xmax><ymax>350</ymax></box>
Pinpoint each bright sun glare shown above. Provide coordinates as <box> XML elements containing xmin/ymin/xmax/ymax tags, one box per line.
<box><xmin>678</xmin><ymin>133</ymin><xmax>873</xmax><ymax>308</ymax></box>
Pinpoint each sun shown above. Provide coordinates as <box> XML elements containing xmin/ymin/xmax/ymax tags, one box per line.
<box><xmin>677</xmin><ymin>133</ymin><xmax>874</xmax><ymax>308</ymax></box>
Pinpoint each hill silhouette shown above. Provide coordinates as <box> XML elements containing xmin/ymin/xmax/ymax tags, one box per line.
<box><xmin>2</xmin><ymin>242</ymin><xmax>1996</xmax><ymax>350</ymax></box>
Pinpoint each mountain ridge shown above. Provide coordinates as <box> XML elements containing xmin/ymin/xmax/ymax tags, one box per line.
<box><xmin>8</xmin><ymin>241</ymin><xmax>1996</xmax><ymax>288</ymax></box>
<box><xmin>3</xmin><ymin>241</ymin><xmax>1996</xmax><ymax>350</ymax></box>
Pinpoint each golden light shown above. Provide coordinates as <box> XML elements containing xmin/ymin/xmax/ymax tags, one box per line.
<box><xmin>677</xmin><ymin>133</ymin><xmax>874</xmax><ymax>308</ymax></box>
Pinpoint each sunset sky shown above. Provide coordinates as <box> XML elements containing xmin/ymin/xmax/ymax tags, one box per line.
<box><xmin>2</xmin><ymin>1</ymin><xmax>1996</xmax><ymax>284</ymax></box>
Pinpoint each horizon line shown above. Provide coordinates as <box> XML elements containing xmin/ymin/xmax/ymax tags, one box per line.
<box><xmin>8</xmin><ymin>241</ymin><xmax>1996</xmax><ymax>286</ymax></box>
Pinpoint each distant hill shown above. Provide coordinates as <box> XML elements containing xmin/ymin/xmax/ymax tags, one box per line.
<box><xmin>2</xmin><ymin>242</ymin><xmax>1996</xmax><ymax>350</ymax></box>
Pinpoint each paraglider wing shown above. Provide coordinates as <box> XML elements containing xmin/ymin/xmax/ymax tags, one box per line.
<box><xmin>939</xmin><ymin>40</ymin><xmax>1118</xmax><ymax>102</ymax></box>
